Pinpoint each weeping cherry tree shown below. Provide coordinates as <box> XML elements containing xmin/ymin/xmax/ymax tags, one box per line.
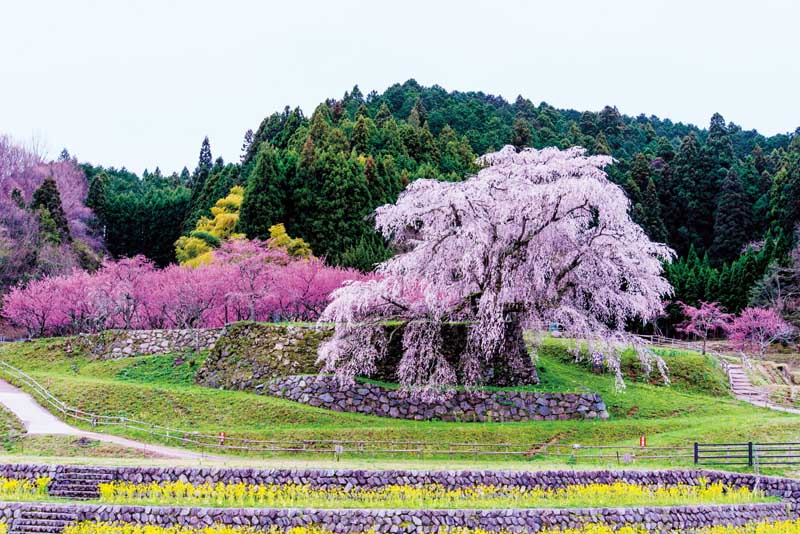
<box><xmin>318</xmin><ymin>146</ymin><xmax>675</xmax><ymax>397</ymax></box>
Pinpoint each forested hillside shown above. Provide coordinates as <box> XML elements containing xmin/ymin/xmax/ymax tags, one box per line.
<box><xmin>4</xmin><ymin>80</ymin><xmax>800</xmax><ymax>331</ymax></box>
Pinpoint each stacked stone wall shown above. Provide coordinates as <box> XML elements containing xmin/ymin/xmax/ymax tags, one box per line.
<box><xmin>0</xmin><ymin>502</ymin><xmax>791</xmax><ymax>533</ymax></box>
<box><xmin>4</xmin><ymin>464</ymin><xmax>800</xmax><ymax>501</ymax></box>
<box><xmin>262</xmin><ymin>375</ymin><xmax>608</xmax><ymax>421</ymax></box>
<box><xmin>68</xmin><ymin>329</ymin><xmax>222</xmax><ymax>359</ymax></box>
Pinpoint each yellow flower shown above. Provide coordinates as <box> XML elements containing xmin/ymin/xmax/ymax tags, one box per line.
<box><xmin>62</xmin><ymin>520</ymin><xmax>800</xmax><ymax>534</ymax></box>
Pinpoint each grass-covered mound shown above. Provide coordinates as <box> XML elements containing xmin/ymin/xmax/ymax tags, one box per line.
<box><xmin>539</xmin><ymin>339</ymin><xmax>730</xmax><ymax>398</ymax></box>
<box><xmin>0</xmin><ymin>334</ymin><xmax>797</xmax><ymax>469</ymax></box>
<box><xmin>195</xmin><ymin>320</ymin><xmax>536</xmax><ymax>392</ymax></box>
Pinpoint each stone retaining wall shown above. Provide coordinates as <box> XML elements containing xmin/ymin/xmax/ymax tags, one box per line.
<box><xmin>68</xmin><ymin>329</ymin><xmax>223</xmax><ymax>359</ymax></box>
<box><xmin>0</xmin><ymin>502</ymin><xmax>792</xmax><ymax>533</ymax></box>
<box><xmin>195</xmin><ymin>323</ymin><xmax>328</xmax><ymax>390</ymax></box>
<box><xmin>261</xmin><ymin>375</ymin><xmax>609</xmax><ymax>422</ymax></box>
<box><xmin>194</xmin><ymin>321</ymin><xmax>540</xmax><ymax>393</ymax></box>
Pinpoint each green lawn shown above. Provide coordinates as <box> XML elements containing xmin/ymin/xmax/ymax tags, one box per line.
<box><xmin>0</xmin><ymin>337</ymin><xmax>798</xmax><ymax>474</ymax></box>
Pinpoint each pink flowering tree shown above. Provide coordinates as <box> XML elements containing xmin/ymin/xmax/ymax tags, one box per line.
<box><xmin>2</xmin><ymin>241</ymin><xmax>365</xmax><ymax>336</ymax></box>
<box><xmin>213</xmin><ymin>239</ymin><xmax>288</xmax><ymax>322</ymax></box>
<box><xmin>729</xmin><ymin>307</ymin><xmax>795</xmax><ymax>357</ymax></box>
<box><xmin>318</xmin><ymin>146</ymin><xmax>675</xmax><ymax>396</ymax></box>
<box><xmin>676</xmin><ymin>301</ymin><xmax>732</xmax><ymax>354</ymax></box>
<box><xmin>2</xmin><ymin>278</ymin><xmax>61</xmax><ymax>337</ymax></box>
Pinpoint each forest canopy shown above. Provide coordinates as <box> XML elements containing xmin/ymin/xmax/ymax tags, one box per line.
<box><xmin>3</xmin><ymin>80</ymin><xmax>800</xmax><ymax>333</ymax></box>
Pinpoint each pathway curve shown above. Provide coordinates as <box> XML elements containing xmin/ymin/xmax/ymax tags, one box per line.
<box><xmin>0</xmin><ymin>378</ymin><xmax>225</xmax><ymax>460</ymax></box>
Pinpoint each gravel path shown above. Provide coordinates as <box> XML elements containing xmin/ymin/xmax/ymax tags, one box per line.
<box><xmin>0</xmin><ymin>378</ymin><xmax>225</xmax><ymax>460</ymax></box>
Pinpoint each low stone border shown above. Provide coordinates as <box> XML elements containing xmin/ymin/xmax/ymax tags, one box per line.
<box><xmin>0</xmin><ymin>501</ymin><xmax>792</xmax><ymax>533</ymax></box>
<box><xmin>67</xmin><ymin>328</ymin><xmax>222</xmax><ymax>359</ymax></box>
<box><xmin>260</xmin><ymin>375</ymin><xmax>609</xmax><ymax>422</ymax></box>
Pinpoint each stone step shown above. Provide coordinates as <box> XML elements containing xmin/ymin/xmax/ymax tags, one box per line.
<box><xmin>47</xmin><ymin>491</ymin><xmax>98</xmax><ymax>500</ymax></box>
<box><xmin>54</xmin><ymin>475</ymin><xmax>109</xmax><ymax>481</ymax></box>
<box><xmin>20</xmin><ymin>510</ymin><xmax>77</xmax><ymax>517</ymax></box>
<box><xmin>19</xmin><ymin>511</ymin><xmax>78</xmax><ymax>521</ymax></box>
<box><xmin>13</xmin><ymin>529</ymin><xmax>69</xmax><ymax>534</ymax></box>
<box><xmin>726</xmin><ymin>361</ymin><xmax>773</xmax><ymax>407</ymax></box>
<box><xmin>49</xmin><ymin>484</ymin><xmax>100</xmax><ymax>491</ymax></box>
<box><xmin>56</xmin><ymin>472</ymin><xmax>114</xmax><ymax>480</ymax></box>
<box><xmin>15</xmin><ymin>519</ymin><xmax>72</xmax><ymax>527</ymax></box>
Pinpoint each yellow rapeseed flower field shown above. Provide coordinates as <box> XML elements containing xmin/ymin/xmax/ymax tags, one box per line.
<box><xmin>62</xmin><ymin>519</ymin><xmax>800</xmax><ymax>534</ymax></box>
<box><xmin>0</xmin><ymin>477</ymin><xmax>50</xmax><ymax>500</ymax></box>
<box><xmin>96</xmin><ymin>479</ymin><xmax>769</xmax><ymax>509</ymax></box>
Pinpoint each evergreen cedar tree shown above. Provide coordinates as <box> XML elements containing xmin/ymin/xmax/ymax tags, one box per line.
<box><xmin>30</xmin><ymin>178</ymin><xmax>72</xmax><ymax>244</ymax></box>
<box><xmin>318</xmin><ymin>146</ymin><xmax>674</xmax><ymax>397</ymax></box>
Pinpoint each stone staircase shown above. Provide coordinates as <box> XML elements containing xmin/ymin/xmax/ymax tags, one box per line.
<box><xmin>10</xmin><ymin>506</ymin><xmax>78</xmax><ymax>534</ymax></box>
<box><xmin>47</xmin><ymin>466</ymin><xmax>114</xmax><ymax>500</ymax></box>
<box><xmin>727</xmin><ymin>363</ymin><xmax>769</xmax><ymax>403</ymax></box>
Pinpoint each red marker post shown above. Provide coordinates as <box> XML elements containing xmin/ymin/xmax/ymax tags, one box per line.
<box><xmin>639</xmin><ymin>435</ymin><xmax>646</xmax><ymax>448</ymax></box>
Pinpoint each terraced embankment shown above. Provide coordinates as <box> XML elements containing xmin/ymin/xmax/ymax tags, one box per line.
<box><xmin>0</xmin><ymin>465</ymin><xmax>798</xmax><ymax>533</ymax></box>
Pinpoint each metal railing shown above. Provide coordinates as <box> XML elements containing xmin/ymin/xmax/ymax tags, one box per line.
<box><xmin>695</xmin><ymin>441</ymin><xmax>800</xmax><ymax>468</ymax></box>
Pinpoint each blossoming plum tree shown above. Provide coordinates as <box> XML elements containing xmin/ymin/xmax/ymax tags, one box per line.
<box><xmin>3</xmin><ymin>239</ymin><xmax>363</xmax><ymax>336</ymax></box>
<box><xmin>318</xmin><ymin>146</ymin><xmax>675</xmax><ymax>396</ymax></box>
<box><xmin>676</xmin><ymin>301</ymin><xmax>732</xmax><ymax>354</ymax></box>
<box><xmin>729</xmin><ymin>307</ymin><xmax>795</xmax><ymax>357</ymax></box>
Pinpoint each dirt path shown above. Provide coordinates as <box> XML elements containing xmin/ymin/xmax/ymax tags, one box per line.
<box><xmin>0</xmin><ymin>378</ymin><xmax>226</xmax><ymax>460</ymax></box>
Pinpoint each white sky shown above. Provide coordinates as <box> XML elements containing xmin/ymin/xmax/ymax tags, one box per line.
<box><xmin>1</xmin><ymin>0</ymin><xmax>798</xmax><ymax>174</ymax></box>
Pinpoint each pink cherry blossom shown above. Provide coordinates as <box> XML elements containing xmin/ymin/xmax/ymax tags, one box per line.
<box><xmin>2</xmin><ymin>239</ymin><xmax>364</xmax><ymax>336</ymax></box>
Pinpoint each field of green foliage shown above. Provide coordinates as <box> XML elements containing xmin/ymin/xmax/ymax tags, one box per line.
<box><xmin>0</xmin><ymin>335</ymin><xmax>797</xmax><ymax>473</ymax></box>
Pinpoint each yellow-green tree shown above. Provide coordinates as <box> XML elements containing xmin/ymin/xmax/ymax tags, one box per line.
<box><xmin>175</xmin><ymin>186</ymin><xmax>245</xmax><ymax>266</ymax></box>
<box><xmin>268</xmin><ymin>223</ymin><xmax>312</xmax><ymax>258</ymax></box>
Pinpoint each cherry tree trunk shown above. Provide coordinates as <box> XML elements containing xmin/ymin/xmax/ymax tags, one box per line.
<box><xmin>486</xmin><ymin>310</ymin><xmax>539</xmax><ymax>387</ymax></box>
<box><xmin>374</xmin><ymin>318</ymin><xmax>539</xmax><ymax>387</ymax></box>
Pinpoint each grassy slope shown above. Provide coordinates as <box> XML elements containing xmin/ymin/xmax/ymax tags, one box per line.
<box><xmin>0</xmin><ymin>404</ymin><xmax>24</xmax><ymax>437</ymax></box>
<box><xmin>6</xmin><ymin>435</ymin><xmax>163</xmax><ymax>458</ymax></box>
<box><xmin>0</xmin><ymin>338</ymin><xmax>797</xmax><ymax>471</ymax></box>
